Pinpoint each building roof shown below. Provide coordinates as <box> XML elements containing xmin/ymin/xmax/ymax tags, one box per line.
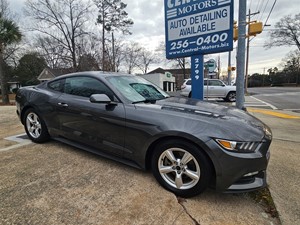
<box><xmin>37</xmin><ymin>68</ymin><xmax>75</xmax><ymax>81</ymax></box>
<box><xmin>147</xmin><ymin>67</ymin><xmax>191</xmax><ymax>75</ymax></box>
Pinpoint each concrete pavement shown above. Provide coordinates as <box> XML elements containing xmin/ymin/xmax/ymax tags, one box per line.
<box><xmin>248</xmin><ymin>108</ymin><xmax>300</xmax><ymax>225</ymax></box>
<box><xmin>0</xmin><ymin>105</ymin><xmax>281</xmax><ymax>225</ymax></box>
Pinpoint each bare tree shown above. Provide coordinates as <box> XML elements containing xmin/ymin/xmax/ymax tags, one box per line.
<box><xmin>136</xmin><ymin>48</ymin><xmax>159</xmax><ymax>74</ymax></box>
<box><xmin>281</xmin><ymin>50</ymin><xmax>300</xmax><ymax>84</ymax></box>
<box><xmin>265</xmin><ymin>13</ymin><xmax>300</xmax><ymax>51</ymax></box>
<box><xmin>111</xmin><ymin>38</ymin><xmax>125</xmax><ymax>72</ymax></box>
<box><xmin>25</xmin><ymin>0</ymin><xmax>92</xmax><ymax>69</ymax></box>
<box><xmin>156</xmin><ymin>41</ymin><xmax>190</xmax><ymax>75</ymax></box>
<box><xmin>103</xmin><ymin>36</ymin><xmax>126</xmax><ymax>72</ymax></box>
<box><xmin>34</xmin><ymin>36</ymin><xmax>70</xmax><ymax>69</ymax></box>
<box><xmin>124</xmin><ymin>41</ymin><xmax>142</xmax><ymax>74</ymax></box>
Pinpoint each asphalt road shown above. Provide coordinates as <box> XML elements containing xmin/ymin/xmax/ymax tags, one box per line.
<box><xmin>248</xmin><ymin>87</ymin><xmax>300</xmax><ymax>111</ymax></box>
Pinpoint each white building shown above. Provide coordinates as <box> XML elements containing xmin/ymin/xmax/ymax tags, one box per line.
<box><xmin>139</xmin><ymin>73</ymin><xmax>176</xmax><ymax>92</ymax></box>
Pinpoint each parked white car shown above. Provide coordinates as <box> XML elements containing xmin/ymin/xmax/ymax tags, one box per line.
<box><xmin>180</xmin><ymin>78</ymin><xmax>236</xmax><ymax>102</ymax></box>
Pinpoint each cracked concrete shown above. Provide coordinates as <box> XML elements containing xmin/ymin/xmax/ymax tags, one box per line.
<box><xmin>0</xmin><ymin>106</ymin><xmax>281</xmax><ymax>225</ymax></box>
<box><xmin>177</xmin><ymin>197</ymin><xmax>200</xmax><ymax>225</ymax></box>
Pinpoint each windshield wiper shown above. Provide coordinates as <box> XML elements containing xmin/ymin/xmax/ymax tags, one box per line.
<box><xmin>132</xmin><ymin>99</ymin><xmax>156</xmax><ymax>104</ymax></box>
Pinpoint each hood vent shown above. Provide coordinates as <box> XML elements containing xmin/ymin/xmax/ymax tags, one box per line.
<box><xmin>161</xmin><ymin>105</ymin><xmax>223</xmax><ymax>118</ymax></box>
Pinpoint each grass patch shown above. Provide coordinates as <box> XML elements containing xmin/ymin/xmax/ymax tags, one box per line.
<box><xmin>248</xmin><ymin>187</ymin><xmax>279</xmax><ymax>218</ymax></box>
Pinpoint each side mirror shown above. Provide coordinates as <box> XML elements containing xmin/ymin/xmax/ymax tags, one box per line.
<box><xmin>90</xmin><ymin>94</ymin><xmax>116</xmax><ymax>105</ymax></box>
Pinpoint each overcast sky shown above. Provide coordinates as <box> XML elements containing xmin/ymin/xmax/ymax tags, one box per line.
<box><xmin>9</xmin><ymin>0</ymin><xmax>300</xmax><ymax>75</ymax></box>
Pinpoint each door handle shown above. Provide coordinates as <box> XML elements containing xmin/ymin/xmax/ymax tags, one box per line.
<box><xmin>58</xmin><ymin>102</ymin><xmax>68</xmax><ymax>107</ymax></box>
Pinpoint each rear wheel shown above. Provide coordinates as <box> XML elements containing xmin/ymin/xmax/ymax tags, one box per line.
<box><xmin>24</xmin><ymin>109</ymin><xmax>50</xmax><ymax>143</ymax></box>
<box><xmin>225</xmin><ymin>91</ymin><xmax>236</xmax><ymax>102</ymax></box>
<box><xmin>188</xmin><ymin>92</ymin><xmax>192</xmax><ymax>98</ymax></box>
<box><xmin>151</xmin><ymin>140</ymin><xmax>212</xmax><ymax>197</ymax></box>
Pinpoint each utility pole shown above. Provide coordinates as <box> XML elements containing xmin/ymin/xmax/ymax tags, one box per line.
<box><xmin>112</xmin><ymin>32</ymin><xmax>115</xmax><ymax>72</ymax></box>
<box><xmin>217</xmin><ymin>55</ymin><xmax>221</xmax><ymax>79</ymax></box>
<box><xmin>245</xmin><ymin>10</ymin><xmax>260</xmax><ymax>94</ymax></box>
<box><xmin>236</xmin><ymin>0</ymin><xmax>247</xmax><ymax>110</ymax></box>
<box><xmin>102</xmin><ymin>6</ymin><xmax>105</xmax><ymax>71</ymax></box>
<box><xmin>227</xmin><ymin>51</ymin><xmax>232</xmax><ymax>85</ymax></box>
<box><xmin>263</xmin><ymin>67</ymin><xmax>266</xmax><ymax>87</ymax></box>
<box><xmin>182</xmin><ymin>57</ymin><xmax>186</xmax><ymax>79</ymax></box>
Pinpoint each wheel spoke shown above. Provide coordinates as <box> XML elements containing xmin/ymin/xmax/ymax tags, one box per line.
<box><xmin>29</xmin><ymin>126</ymin><xmax>34</xmax><ymax>133</ymax></box>
<box><xmin>181</xmin><ymin>152</ymin><xmax>193</xmax><ymax>165</ymax></box>
<box><xmin>27</xmin><ymin>116</ymin><xmax>34</xmax><ymax>124</ymax></box>
<box><xmin>33</xmin><ymin>114</ymin><xmax>38</xmax><ymax>123</ymax></box>
<box><xmin>175</xmin><ymin>172</ymin><xmax>183</xmax><ymax>189</ymax></box>
<box><xmin>36</xmin><ymin>123</ymin><xmax>41</xmax><ymax>129</ymax></box>
<box><xmin>159</xmin><ymin>165</ymin><xmax>174</xmax><ymax>174</ymax></box>
<box><xmin>184</xmin><ymin>168</ymin><xmax>200</xmax><ymax>181</ymax></box>
<box><xmin>165</xmin><ymin>150</ymin><xmax>176</xmax><ymax>162</ymax></box>
<box><xmin>34</xmin><ymin>128</ymin><xmax>40</xmax><ymax>137</ymax></box>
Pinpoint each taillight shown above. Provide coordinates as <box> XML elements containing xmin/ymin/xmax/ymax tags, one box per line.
<box><xmin>181</xmin><ymin>85</ymin><xmax>186</xmax><ymax>89</ymax></box>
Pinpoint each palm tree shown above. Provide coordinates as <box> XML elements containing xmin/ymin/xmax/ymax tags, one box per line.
<box><xmin>0</xmin><ymin>14</ymin><xmax>22</xmax><ymax>104</ymax></box>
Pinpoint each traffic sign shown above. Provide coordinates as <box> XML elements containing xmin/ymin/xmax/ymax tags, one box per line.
<box><xmin>204</xmin><ymin>59</ymin><xmax>217</xmax><ymax>72</ymax></box>
<box><xmin>164</xmin><ymin>0</ymin><xmax>234</xmax><ymax>59</ymax></box>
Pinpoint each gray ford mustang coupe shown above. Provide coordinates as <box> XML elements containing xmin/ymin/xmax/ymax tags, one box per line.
<box><xmin>16</xmin><ymin>72</ymin><xmax>272</xmax><ymax>197</ymax></box>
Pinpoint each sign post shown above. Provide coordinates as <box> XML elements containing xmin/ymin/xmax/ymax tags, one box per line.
<box><xmin>191</xmin><ymin>55</ymin><xmax>204</xmax><ymax>99</ymax></box>
<box><xmin>164</xmin><ymin>0</ymin><xmax>234</xmax><ymax>100</ymax></box>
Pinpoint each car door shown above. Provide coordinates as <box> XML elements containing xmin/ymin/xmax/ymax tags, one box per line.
<box><xmin>56</xmin><ymin>76</ymin><xmax>126</xmax><ymax>156</ymax></box>
<box><xmin>207</xmin><ymin>80</ymin><xmax>227</xmax><ymax>97</ymax></box>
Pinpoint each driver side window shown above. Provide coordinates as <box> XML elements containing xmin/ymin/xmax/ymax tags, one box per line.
<box><xmin>64</xmin><ymin>76</ymin><xmax>115</xmax><ymax>100</ymax></box>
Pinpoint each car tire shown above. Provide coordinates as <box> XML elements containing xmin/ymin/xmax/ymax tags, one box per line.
<box><xmin>225</xmin><ymin>91</ymin><xmax>236</xmax><ymax>102</ymax></box>
<box><xmin>151</xmin><ymin>139</ymin><xmax>212</xmax><ymax>198</ymax></box>
<box><xmin>24</xmin><ymin>108</ymin><xmax>50</xmax><ymax>143</ymax></box>
<box><xmin>188</xmin><ymin>92</ymin><xmax>192</xmax><ymax>98</ymax></box>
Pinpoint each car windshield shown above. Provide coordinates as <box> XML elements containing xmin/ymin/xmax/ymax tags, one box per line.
<box><xmin>107</xmin><ymin>76</ymin><xmax>170</xmax><ymax>103</ymax></box>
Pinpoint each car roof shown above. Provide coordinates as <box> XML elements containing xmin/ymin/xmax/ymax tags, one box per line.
<box><xmin>186</xmin><ymin>78</ymin><xmax>221</xmax><ymax>81</ymax></box>
<box><xmin>49</xmin><ymin>71</ymin><xmax>135</xmax><ymax>82</ymax></box>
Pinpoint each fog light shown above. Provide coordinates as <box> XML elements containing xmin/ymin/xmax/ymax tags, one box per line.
<box><xmin>243</xmin><ymin>171</ymin><xmax>259</xmax><ymax>177</ymax></box>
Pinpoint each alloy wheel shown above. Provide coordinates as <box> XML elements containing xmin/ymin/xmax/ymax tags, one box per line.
<box><xmin>228</xmin><ymin>92</ymin><xmax>236</xmax><ymax>102</ymax></box>
<box><xmin>158</xmin><ymin>148</ymin><xmax>200</xmax><ymax>190</ymax></box>
<box><xmin>26</xmin><ymin>112</ymin><xmax>42</xmax><ymax>139</ymax></box>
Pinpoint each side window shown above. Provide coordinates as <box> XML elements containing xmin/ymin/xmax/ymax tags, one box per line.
<box><xmin>204</xmin><ymin>80</ymin><xmax>207</xmax><ymax>85</ymax></box>
<box><xmin>64</xmin><ymin>77</ymin><xmax>115</xmax><ymax>99</ymax></box>
<box><xmin>186</xmin><ymin>80</ymin><xmax>192</xmax><ymax>85</ymax></box>
<box><xmin>209</xmin><ymin>80</ymin><xmax>223</xmax><ymax>86</ymax></box>
<box><xmin>48</xmin><ymin>79</ymin><xmax>63</xmax><ymax>92</ymax></box>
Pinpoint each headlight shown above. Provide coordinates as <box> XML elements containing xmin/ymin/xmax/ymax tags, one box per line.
<box><xmin>264</xmin><ymin>126</ymin><xmax>272</xmax><ymax>139</ymax></box>
<box><xmin>215</xmin><ymin>139</ymin><xmax>260</xmax><ymax>153</ymax></box>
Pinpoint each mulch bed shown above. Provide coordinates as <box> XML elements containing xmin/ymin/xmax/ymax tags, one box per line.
<box><xmin>0</xmin><ymin>102</ymin><xmax>16</xmax><ymax>106</ymax></box>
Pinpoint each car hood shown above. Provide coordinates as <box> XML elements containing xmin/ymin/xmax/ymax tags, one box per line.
<box><xmin>135</xmin><ymin>97</ymin><xmax>268</xmax><ymax>141</ymax></box>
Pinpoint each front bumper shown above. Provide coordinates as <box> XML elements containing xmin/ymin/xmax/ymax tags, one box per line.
<box><xmin>205</xmin><ymin>137</ymin><xmax>271</xmax><ymax>193</ymax></box>
<box><xmin>225</xmin><ymin>170</ymin><xmax>267</xmax><ymax>193</ymax></box>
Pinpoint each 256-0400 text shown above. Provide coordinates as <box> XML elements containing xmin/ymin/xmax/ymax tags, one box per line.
<box><xmin>170</xmin><ymin>32</ymin><xmax>228</xmax><ymax>50</ymax></box>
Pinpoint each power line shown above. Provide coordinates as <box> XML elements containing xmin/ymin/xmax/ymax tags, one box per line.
<box><xmin>254</xmin><ymin>0</ymin><xmax>262</xmax><ymax>14</ymax></box>
<box><xmin>249</xmin><ymin>0</ymin><xmax>253</xmax><ymax>10</ymax></box>
<box><xmin>264</xmin><ymin>0</ymin><xmax>278</xmax><ymax>28</ymax></box>
<box><xmin>254</xmin><ymin>0</ymin><xmax>265</xmax><ymax>20</ymax></box>
<box><xmin>259</xmin><ymin>0</ymin><xmax>270</xmax><ymax>21</ymax></box>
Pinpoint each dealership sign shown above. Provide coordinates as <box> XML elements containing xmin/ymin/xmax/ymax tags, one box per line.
<box><xmin>164</xmin><ymin>0</ymin><xmax>234</xmax><ymax>59</ymax></box>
